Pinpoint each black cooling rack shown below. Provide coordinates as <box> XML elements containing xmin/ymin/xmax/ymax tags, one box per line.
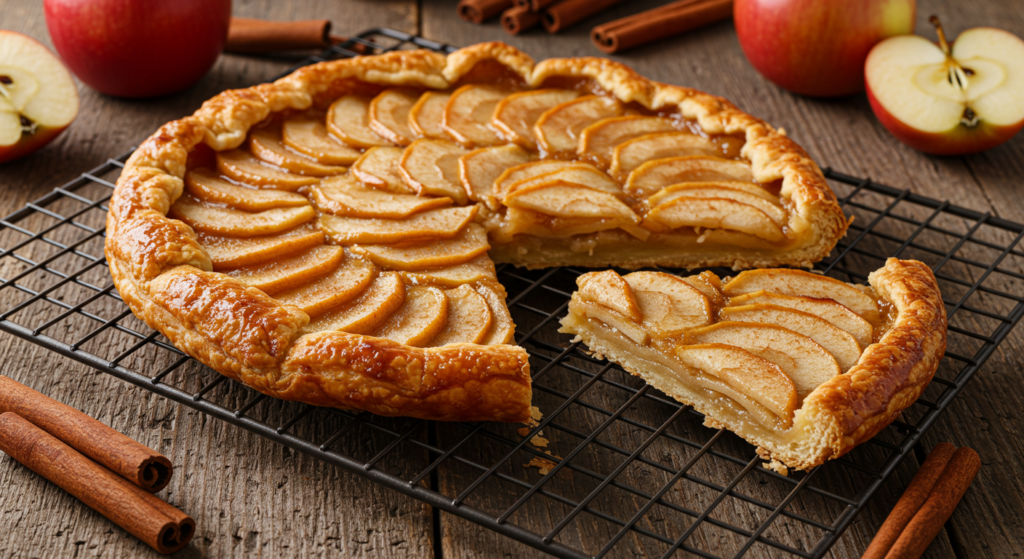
<box><xmin>2</xmin><ymin>28</ymin><xmax>1022</xmax><ymax>559</ymax></box>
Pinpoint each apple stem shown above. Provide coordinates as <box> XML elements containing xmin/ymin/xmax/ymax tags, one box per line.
<box><xmin>930</xmin><ymin>15</ymin><xmax>970</xmax><ymax>93</ymax></box>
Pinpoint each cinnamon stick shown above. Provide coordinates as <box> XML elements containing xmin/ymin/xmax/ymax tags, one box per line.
<box><xmin>542</xmin><ymin>0</ymin><xmax>627</xmax><ymax>33</ymax></box>
<box><xmin>502</xmin><ymin>6</ymin><xmax>543</xmax><ymax>35</ymax></box>
<box><xmin>0</xmin><ymin>375</ymin><xmax>172</xmax><ymax>492</ymax></box>
<box><xmin>458</xmin><ymin>0</ymin><xmax>516</xmax><ymax>24</ymax></box>
<box><xmin>226</xmin><ymin>17</ymin><xmax>331</xmax><ymax>53</ymax></box>
<box><xmin>0</xmin><ymin>412</ymin><xmax>194</xmax><ymax>554</ymax></box>
<box><xmin>591</xmin><ymin>0</ymin><xmax>733</xmax><ymax>54</ymax></box>
<box><xmin>528</xmin><ymin>0</ymin><xmax>563</xmax><ymax>11</ymax></box>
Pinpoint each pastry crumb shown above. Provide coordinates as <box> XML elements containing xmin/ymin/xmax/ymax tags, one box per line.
<box><xmin>762</xmin><ymin>459</ymin><xmax>789</xmax><ymax>476</ymax></box>
<box><xmin>524</xmin><ymin>456</ymin><xmax>557</xmax><ymax>475</ymax></box>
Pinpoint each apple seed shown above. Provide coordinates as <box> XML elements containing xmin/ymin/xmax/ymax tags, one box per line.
<box><xmin>0</xmin><ymin>75</ymin><xmax>11</xmax><ymax>84</ymax></box>
<box><xmin>961</xmin><ymin>107</ymin><xmax>979</xmax><ymax>127</ymax></box>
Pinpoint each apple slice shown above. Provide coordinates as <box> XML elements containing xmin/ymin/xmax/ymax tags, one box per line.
<box><xmin>624</xmin><ymin>156</ymin><xmax>756</xmax><ymax>199</ymax></box>
<box><xmin>400</xmin><ymin>254</ymin><xmax>497</xmax><ymax>287</ymax></box>
<box><xmin>430</xmin><ymin>284</ymin><xmax>493</xmax><ymax>346</ymax></box>
<box><xmin>442</xmin><ymin>84</ymin><xmax>509</xmax><ymax>148</ymax></box>
<box><xmin>643</xmin><ymin>196</ymin><xmax>785</xmax><ymax>242</ymax></box>
<box><xmin>723</xmin><ymin>269</ymin><xmax>881</xmax><ymax>323</ymax></box>
<box><xmin>721</xmin><ymin>304</ymin><xmax>863</xmax><ymax>372</ymax></box>
<box><xmin>502</xmin><ymin>207</ymin><xmax>650</xmax><ymax>241</ymax></box>
<box><xmin>578</xmin><ymin>116</ymin><xmax>678</xmax><ymax>169</ymax></box>
<box><xmin>310</xmin><ymin>174</ymin><xmax>452</xmax><ymax>219</ymax></box>
<box><xmin>274</xmin><ymin>254</ymin><xmax>377</xmax><ymax>317</ymax></box>
<box><xmin>327</xmin><ymin>94</ymin><xmax>393</xmax><ymax>148</ymax></box>
<box><xmin>369</xmin><ymin>88</ymin><xmax>419</xmax><ymax>146</ymax></box>
<box><xmin>249</xmin><ymin>126</ymin><xmax>346</xmax><ymax>176</ymax></box>
<box><xmin>351</xmin><ymin>147</ymin><xmax>417</xmax><ymax>194</ymax></box>
<box><xmin>574</xmin><ymin>300</ymin><xmax>649</xmax><ymax>345</ymax></box>
<box><xmin>610</xmin><ymin>132</ymin><xmax>720</xmax><ymax>178</ymax></box>
<box><xmin>169</xmin><ymin>196</ymin><xmax>315</xmax><ymax>236</ymax></box>
<box><xmin>493</xmin><ymin>160</ymin><xmax>574</xmax><ymax>199</ymax></box>
<box><xmin>185</xmin><ymin>168</ymin><xmax>308</xmax><ymax>210</ymax></box>
<box><xmin>398</xmin><ymin>138</ymin><xmax>469</xmax><ymax>204</ymax></box>
<box><xmin>648</xmin><ymin>183</ymin><xmax>787</xmax><ymax>225</ymax></box>
<box><xmin>623</xmin><ymin>271</ymin><xmax>711</xmax><ymax>337</ymax></box>
<box><xmin>727</xmin><ymin>290</ymin><xmax>873</xmax><ymax>348</ymax></box>
<box><xmin>372</xmin><ymin>286</ymin><xmax>449</xmax><ymax>347</ymax></box>
<box><xmin>306</xmin><ymin>272</ymin><xmax>405</xmax><ymax>334</ymax></box>
<box><xmin>534</xmin><ymin>95</ymin><xmax>624</xmax><ymax>155</ymax></box>
<box><xmin>683</xmin><ymin>270</ymin><xmax>725</xmax><ymax>308</ymax></box>
<box><xmin>198</xmin><ymin>224</ymin><xmax>324</xmax><ymax>270</ymax></box>
<box><xmin>491</xmin><ymin>88</ymin><xmax>580</xmax><ymax>150</ymax></box>
<box><xmin>282</xmin><ymin>114</ymin><xmax>362</xmax><ymax>165</ymax></box>
<box><xmin>577</xmin><ymin>269</ymin><xmax>642</xmax><ymax>321</ymax></box>
<box><xmin>459</xmin><ymin>144</ymin><xmax>533</xmax><ymax>209</ymax></box>
<box><xmin>503</xmin><ymin>182</ymin><xmax>640</xmax><ymax>223</ymax></box>
<box><xmin>353</xmin><ymin>222</ymin><xmax>490</xmax><ymax>270</ymax></box>
<box><xmin>477</xmin><ymin>282</ymin><xmax>516</xmax><ymax>345</ymax></box>
<box><xmin>317</xmin><ymin>205</ymin><xmax>477</xmax><ymax>245</ymax></box>
<box><xmin>0</xmin><ymin>31</ymin><xmax>79</xmax><ymax>164</ymax></box>
<box><xmin>228</xmin><ymin>245</ymin><xmax>344</xmax><ymax>295</ymax></box>
<box><xmin>504</xmin><ymin>163</ymin><xmax>621</xmax><ymax>197</ymax></box>
<box><xmin>408</xmin><ymin>91</ymin><xmax>451</xmax><ymax>139</ymax></box>
<box><xmin>216</xmin><ymin>149</ymin><xmax>318</xmax><ymax>190</ymax></box>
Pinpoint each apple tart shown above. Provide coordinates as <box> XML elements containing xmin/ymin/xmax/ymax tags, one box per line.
<box><xmin>106</xmin><ymin>42</ymin><xmax>848</xmax><ymax>423</ymax></box>
<box><xmin>559</xmin><ymin>258</ymin><xmax>946</xmax><ymax>470</ymax></box>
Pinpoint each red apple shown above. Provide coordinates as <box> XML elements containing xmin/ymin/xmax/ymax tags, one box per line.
<box><xmin>866</xmin><ymin>18</ymin><xmax>1024</xmax><ymax>156</ymax></box>
<box><xmin>735</xmin><ymin>0</ymin><xmax>916</xmax><ymax>98</ymax></box>
<box><xmin>0</xmin><ymin>31</ymin><xmax>79</xmax><ymax>164</ymax></box>
<box><xmin>44</xmin><ymin>0</ymin><xmax>231</xmax><ymax>98</ymax></box>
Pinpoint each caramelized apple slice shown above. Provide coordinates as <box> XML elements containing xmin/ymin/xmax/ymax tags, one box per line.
<box><xmin>575</xmin><ymin>300</ymin><xmax>649</xmax><ymax>345</ymax></box>
<box><xmin>609</xmin><ymin>132</ymin><xmax>719</xmax><ymax>178</ymax></box>
<box><xmin>185</xmin><ymin>168</ymin><xmax>308</xmax><ymax>211</ymax></box>
<box><xmin>228</xmin><ymin>245</ymin><xmax>344</xmax><ymax>295</ymax></box>
<box><xmin>442</xmin><ymin>85</ymin><xmax>508</xmax><ymax>148</ymax></box>
<box><xmin>430</xmin><ymin>284</ymin><xmax>493</xmax><ymax>346</ymax></box>
<box><xmin>578</xmin><ymin>116</ymin><xmax>677</xmax><ymax>169</ymax></box>
<box><xmin>477</xmin><ymin>282</ymin><xmax>516</xmax><ymax>345</ymax></box>
<box><xmin>623</xmin><ymin>271</ymin><xmax>711</xmax><ymax>337</ymax></box>
<box><xmin>535</xmin><ymin>95</ymin><xmax>624</xmax><ymax>155</ymax></box>
<box><xmin>459</xmin><ymin>144</ymin><xmax>533</xmax><ymax>209</ymax></box>
<box><xmin>493</xmin><ymin>160</ymin><xmax>574</xmax><ymax>200</ymax></box>
<box><xmin>398</xmin><ymin>139</ymin><xmax>469</xmax><ymax>204</ymax></box>
<box><xmin>310</xmin><ymin>174</ymin><xmax>452</xmax><ymax>219</ymax></box>
<box><xmin>674</xmin><ymin>344</ymin><xmax>798</xmax><ymax>424</ymax></box>
<box><xmin>643</xmin><ymin>197</ymin><xmax>784</xmax><ymax>242</ymax></box>
<box><xmin>408</xmin><ymin>91</ymin><xmax>451</xmax><ymax>139</ymax></box>
<box><xmin>723</xmin><ymin>269</ymin><xmax>881</xmax><ymax>324</ymax></box>
<box><xmin>170</xmin><ymin>196</ymin><xmax>315</xmax><ymax>237</ymax></box>
<box><xmin>282</xmin><ymin>114</ymin><xmax>362</xmax><ymax>165</ymax></box>
<box><xmin>353</xmin><ymin>223</ymin><xmax>490</xmax><ymax>270</ymax></box>
<box><xmin>500</xmin><ymin>207</ymin><xmax>650</xmax><ymax>241</ymax></box>
<box><xmin>721</xmin><ymin>304</ymin><xmax>863</xmax><ymax>372</ymax></box>
<box><xmin>649</xmin><ymin>183</ymin><xmax>786</xmax><ymax>225</ymax></box>
<box><xmin>503</xmin><ymin>163</ymin><xmax>621</xmax><ymax>197</ymax></box>
<box><xmin>275</xmin><ymin>254</ymin><xmax>376</xmax><ymax>317</ymax></box>
<box><xmin>249</xmin><ymin>127</ymin><xmax>347</xmax><ymax>176</ymax></box>
<box><xmin>372</xmin><ymin>286</ymin><xmax>449</xmax><ymax>347</ymax></box>
<box><xmin>318</xmin><ymin>205</ymin><xmax>477</xmax><ymax>245</ymax></box>
<box><xmin>577</xmin><ymin>269</ymin><xmax>642</xmax><ymax>321</ymax></box>
<box><xmin>491</xmin><ymin>88</ymin><xmax>580</xmax><ymax>149</ymax></box>
<box><xmin>401</xmin><ymin>255</ymin><xmax>497</xmax><ymax>287</ymax></box>
<box><xmin>368</xmin><ymin>88</ymin><xmax>419</xmax><ymax>146</ymax></box>
<box><xmin>327</xmin><ymin>94</ymin><xmax>392</xmax><ymax>148</ymax></box>
<box><xmin>198</xmin><ymin>224</ymin><xmax>324</xmax><ymax>270</ymax></box>
<box><xmin>727</xmin><ymin>290</ymin><xmax>873</xmax><ymax>347</ymax></box>
<box><xmin>351</xmin><ymin>147</ymin><xmax>416</xmax><ymax>194</ymax></box>
<box><xmin>682</xmin><ymin>271</ymin><xmax>725</xmax><ymax>309</ymax></box>
<box><xmin>624</xmin><ymin>156</ymin><xmax>756</xmax><ymax>198</ymax></box>
<box><xmin>688</xmin><ymin>322</ymin><xmax>841</xmax><ymax>397</ymax></box>
<box><xmin>504</xmin><ymin>183</ymin><xmax>639</xmax><ymax>223</ymax></box>
<box><xmin>306</xmin><ymin>272</ymin><xmax>405</xmax><ymax>334</ymax></box>
<box><xmin>216</xmin><ymin>149</ymin><xmax>318</xmax><ymax>190</ymax></box>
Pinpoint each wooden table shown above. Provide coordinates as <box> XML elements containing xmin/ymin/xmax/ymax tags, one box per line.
<box><xmin>1</xmin><ymin>1</ymin><xmax>1022</xmax><ymax>557</ymax></box>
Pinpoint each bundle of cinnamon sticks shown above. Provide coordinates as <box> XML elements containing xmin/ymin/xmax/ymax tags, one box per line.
<box><xmin>0</xmin><ymin>376</ymin><xmax>193</xmax><ymax>554</ymax></box>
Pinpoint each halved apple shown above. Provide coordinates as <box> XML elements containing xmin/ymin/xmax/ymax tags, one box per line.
<box><xmin>578</xmin><ymin>116</ymin><xmax>677</xmax><ymax>169</ymax></box>
<box><xmin>648</xmin><ymin>183</ymin><xmax>786</xmax><ymax>225</ymax></box>
<box><xmin>624</xmin><ymin>156</ymin><xmax>757</xmax><ymax>199</ymax></box>
<box><xmin>353</xmin><ymin>223</ymin><xmax>490</xmax><ymax>270</ymax></box>
<box><xmin>249</xmin><ymin>126</ymin><xmax>347</xmax><ymax>176</ymax></box>
<box><xmin>327</xmin><ymin>94</ymin><xmax>393</xmax><ymax>148</ymax></box>
<box><xmin>398</xmin><ymin>138</ymin><xmax>469</xmax><ymax>204</ymax></box>
<box><xmin>306</xmin><ymin>272</ymin><xmax>406</xmax><ymax>334</ymax></box>
<box><xmin>442</xmin><ymin>84</ymin><xmax>508</xmax><ymax>148</ymax></box>
<box><xmin>310</xmin><ymin>174</ymin><xmax>452</xmax><ymax>219</ymax></box>
<box><xmin>351</xmin><ymin>147</ymin><xmax>416</xmax><ymax>194</ymax></box>
<box><xmin>504</xmin><ymin>163</ymin><xmax>621</xmax><ymax>197</ymax></box>
<box><xmin>577</xmin><ymin>269</ymin><xmax>642</xmax><ymax>321</ymax></box>
<box><xmin>198</xmin><ymin>224</ymin><xmax>325</xmax><ymax>270</ymax></box>
<box><xmin>722</xmin><ymin>269</ymin><xmax>881</xmax><ymax>323</ymax></box>
<box><xmin>430</xmin><ymin>284</ymin><xmax>493</xmax><ymax>346</ymax></box>
<box><xmin>318</xmin><ymin>205</ymin><xmax>476</xmax><ymax>245</ymax></box>
<box><xmin>369</xmin><ymin>88</ymin><xmax>419</xmax><ymax>146</ymax></box>
<box><xmin>609</xmin><ymin>132</ymin><xmax>719</xmax><ymax>178</ymax></box>
<box><xmin>623</xmin><ymin>271</ymin><xmax>711</xmax><ymax>337</ymax></box>
<box><xmin>408</xmin><ymin>91</ymin><xmax>451</xmax><ymax>139</ymax></box>
<box><xmin>274</xmin><ymin>254</ymin><xmax>377</xmax><ymax>317</ymax></box>
<box><xmin>721</xmin><ymin>304</ymin><xmax>863</xmax><ymax>372</ymax></box>
<box><xmin>727</xmin><ymin>290</ymin><xmax>873</xmax><ymax>348</ymax></box>
<box><xmin>503</xmin><ymin>182</ymin><xmax>639</xmax><ymax>223</ymax></box>
<box><xmin>228</xmin><ymin>245</ymin><xmax>344</xmax><ymax>295</ymax></box>
<box><xmin>400</xmin><ymin>254</ymin><xmax>497</xmax><ymax>287</ymax></box>
<box><xmin>185</xmin><ymin>168</ymin><xmax>308</xmax><ymax>210</ymax></box>
<box><xmin>216</xmin><ymin>149</ymin><xmax>318</xmax><ymax>190</ymax></box>
<box><xmin>459</xmin><ymin>144</ymin><xmax>533</xmax><ymax>209</ymax></box>
<box><xmin>534</xmin><ymin>95</ymin><xmax>624</xmax><ymax>155</ymax></box>
<box><xmin>372</xmin><ymin>286</ymin><xmax>449</xmax><ymax>347</ymax></box>
<box><xmin>491</xmin><ymin>88</ymin><xmax>580</xmax><ymax>150</ymax></box>
<box><xmin>476</xmin><ymin>282</ymin><xmax>516</xmax><ymax>345</ymax></box>
<box><xmin>282</xmin><ymin>114</ymin><xmax>362</xmax><ymax>165</ymax></box>
<box><xmin>169</xmin><ymin>196</ymin><xmax>315</xmax><ymax>237</ymax></box>
<box><xmin>643</xmin><ymin>196</ymin><xmax>785</xmax><ymax>242</ymax></box>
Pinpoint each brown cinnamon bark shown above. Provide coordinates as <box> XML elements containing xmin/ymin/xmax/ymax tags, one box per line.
<box><xmin>226</xmin><ymin>17</ymin><xmax>332</xmax><ymax>53</ymax></box>
<box><xmin>0</xmin><ymin>412</ymin><xmax>195</xmax><ymax>554</ymax></box>
<box><xmin>458</xmin><ymin>0</ymin><xmax>516</xmax><ymax>24</ymax></box>
<box><xmin>542</xmin><ymin>0</ymin><xmax>627</xmax><ymax>33</ymax></box>
<box><xmin>0</xmin><ymin>375</ymin><xmax>172</xmax><ymax>491</ymax></box>
<box><xmin>530</xmin><ymin>0</ymin><xmax>563</xmax><ymax>11</ymax></box>
<box><xmin>590</xmin><ymin>0</ymin><xmax>733</xmax><ymax>53</ymax></box>
<box><xmin>502</xmin><ymin>6</ymin><xmax>542</xmax><ymax>35</ymax></box>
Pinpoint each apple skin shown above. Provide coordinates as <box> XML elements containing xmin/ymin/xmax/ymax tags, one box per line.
<box><xmin>734</xmin><ymin>0</ymin><xmax>916</xmax><ymax>97</ymax></box>
<box><xmin>0</xmin><ymin>125</ymin><xmax>69</xmax><ymax>165</ymax></box>
<box><xmin>44</xmin><ymin>0</ymin><xmax>231</xmax><ymax>98</ymax></box>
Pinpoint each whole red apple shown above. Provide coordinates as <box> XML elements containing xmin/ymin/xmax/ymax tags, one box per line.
<box><xmin>44</xmin><ymin>0</ymin><xmax>231</xmax><ymax>98</ymax></box>
<box><xmin>735</xmin><ymin>0</ymin><xmax>916</xmax><ymax>98</ymax></box>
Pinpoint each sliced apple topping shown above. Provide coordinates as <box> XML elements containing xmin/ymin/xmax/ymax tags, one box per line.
<box><xmin>282</xmin><ymin>114</ymin><xmax>362</xmax><ymax>165</ymax></box>
<box><xmin>459</xmin><ymin>144</ymin><xmax>533</xmax><ymax>209</ymax></box>
<box><xmin>535</xmin><ymin>95</ymin><xmax>624</xmax><ymax>155</ymax></box>
<box><xmin>624</xmin><ymin>156</ymin><xmax>756</xmax><ymax>198</ymax></box>
<box><xmin>643</xmin><ymin>196</ymin><xmax>785</xmax><ymax>242</ymax></box>
<box><xmin>682</xmin><ymin>271</ymin><xmax>725</xmax><ymax>309</ymax></box>
<box><xmin>401</xmin><ymin>255</ymin><xmax>497</xmax><ymax>287</ymax></box>
<box><xmin>185</xmin><ymin>168</ymin><xmax>308</xmax><ymax>211</ymax></box>
<box><xmin>491</xmin><ymin>88</ymin><xmax>580</xmax><ymax>149</ymax></box>
<box><xmin>318</xmin><ymin>205</ymin><xmax>477</xmax><ymax>245</ymax></box>
<box><xmin>368</xmin><ymin>88</ymin><xmax>419</xmax><ymax>146</ymax></box>
<box><xmin>372</xmin><ymin>286</ymin><xmax>449</xmax><ymax>347</ymax></box>
<box><xmin>442</xmin><ymin>85</ymin><xmax>509</xmax><ymax>148</ymax></box>
<box><xmin>609</xmin><ymin>132</ymin><xmax>719</xmax><ymax>178</ymax></box>
<box><xmin>310</xmin><ymin>174</ymin><xmax>452</xmax><ymax>219</ymax></box>
<box><xmin>477</xmin><ymin>282</ymin><xmax>516</xmax><ymax>345</ymax></box>
<box><xmin>408</xmin><ymin>91</ymin><xmax>451</xmax><ymax>139</ymax></box>
<box><xmin>169</xmin><ymin>196</ymin><xmax>315</xmax><ymax>237</ymax></box>
<box><xmin>721</xmin><ymin>304</ymin><xmax>863</xmax><ymax>372</ymax></box>
<box><xmin>249</xmin><ymin>126</ymin><xmax>346</xmax><ymax>176</ymax></box>
<box><xmin>503</xmin><ymin>183</ymin><xmax>639</xmax><ymax>223</ymax></box>
<box><xmin>431</xmin><ymin>284</ymin><xmax>493</xmax><ymax>346</ymax></box>
<box><xmin>351</xmin><ymin>147</ymin><xmax>416</xmax><ymax>194</ymax></box>
<box><xmin>216</xmin><ymin>149</ymin><xmax>318</xmax><ymax>190</ymax></box>
<box><xmin>722</xmin><ymin>269</ymin><xmax>881</xmax><ymax>324</ymax></box>
<box><xmin>398</xmin><ymin>138</ymin><xmax>469</xmax><ymax>204</ymax></box>
<box><xmin>198</xmin><ymin>224</ymin><xmax>325</xmax><ymax>270</ymax></box>
<box><xmin>274</xmin><ymin>254</ymin><xmax>377</xmax><ymax>317</ymax></box>
<box><xmin>228</xmin><ymin>245</ymin><xmax>344</xmax><ymax>295</ymax></box>
<box><xmin>623</xmin><ymin>271</ymin><xmax>711</xmax><ymax>337</ymax></box>
<box><xmin>727</xmin><ymin>290</ymin><xmax>873</xmax><ymax>348</ymax></box>
<box><xmin>578</xmin><ymin>116</ymin><xmax>678</xmax><ymax>169</ymax></box>
<box><xmin>577</xmin><ymin>269</ymin><xmax>643</xmax><ymax>321</ymax></box>
<box><xmin>648</xmin><ymin>183</ymin><xmax>786</xmax><ymax>225</ymax></box>
<box><xmin>575</xmin><ymin>300</ymin><xmax>650</xmax><ymax>345</ymax></box>
<box><xmin>504</xmin><ymin>163</ymin><xmax>621</xmax><ymax>197</ymax></box>
<box><xmin>306</xmin><ymin>272</ymin><xmax>406</xmax><ymax>334</ymax></box>
<box><xmin>327</xmin><ymin>94</ymin><xmax>393</xmax><ymax>148</ymax></box>
<box><xmin>353</xmin><ymin>223</ymin><xmax>490</xmax><ymax>270</ymax></box>
<box><xmin>687</xmin><ymin>322</ymin><xmax>841</xmax><ymax>397</ymax></box>
<box><xmin>493</xmin><ymin>160</ymin><xmax>575</xmax><ymax>200</ymax></box>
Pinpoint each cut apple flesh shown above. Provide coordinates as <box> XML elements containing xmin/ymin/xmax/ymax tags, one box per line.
<box><xmin>282</xmin><ymin>114</ymin><xmax>362</xmax><ymax>165</ymax></box>
<box><xmin>401</xmin><ymin>255</ymin><xmax>497</xmax><ymax>287</ymax></box>
<box><xmin>494</xmin><ymin>160</ymin><xmax>575</xmax><ymax>199</ymax></box>
<box><xmin>504</xmin><ymin>163</ymin><xmax>621</xmax><ymax>197</ymax></box>
<box><xmin>610</xmin><ymin>132</ymin><xmax>719</xmax><ymax>178</ymax></box>
<box><xmin>353</xmin><ymin>223</ymin><xmax>490</xmax><ymax>270</ymax></box>
<box><xmin>327</xmin><ymin>94</ymin><xmax>392</xmax><ymax>148</ymax></box>
<box><xmin>727</xmin><ymin>290</ymin><xmax>874</xmax><ymax>347</ymax></box>
<box><xmin>534</xmin><ymin>95</ymin><xmax>624</xmax><ymax>155</ymax></box>
<box><xmin>442</xmin><ymin>84</ymin><xmax>508</xmax><ymax>147</ymax></box>
<box><xmin>249</xmin><ymin>127</ymin><xmax>346</xmax><ymax>176</ymax></box>
<box><xmin>722</xmin><ymin>269</ymin><xmax>881</xmax><ymax>324</ymax></box>
<box><xmin>216</xmin><ymin>149</ymin><xmax>318</xmax><ymax>190</ymax></box>
<box><xmin>491</xmin><ymin>88</ymin><xmax>580</xmax><ymax>150</ymax></box>
<box><xmin>644</xmin><ymin>196</ymin><xmax>785</xmax><ymax>242</ymax></box>
<box><xmin>459</xmin><ymin>144</ymin><xmax>533</xmax><ymax>208</ymax></box>
<box><xmin>431</xmin><ymin>284</ymin><xmax>493</xmax><ymax>346</ymax></box>
<box><xmin>0</xmin><ymin>32</ymin><xmax>78</xmax><ymax>151</ymax></box>
<box><xmin>648</xmin><ymin>183</ymin><xmax>787</xmax><ymax>225</ymax></box>
<box><xmin>408</xmin><ymin>91</ymin><xmax>451</xmax><ymax>139</ymax></box>
<box><xmin>477</xmin><ymin>283</ymin><xmax>516</xmax><ymax>345</ymax></box>
<box><xmin>372</xmin><ymin>286</ymin><xmax>448</xmax><ymax>347</ymax></box>
<box><xmin>577</xmin><ymin>269</ymin><xmax>643</xmax><ymax>321</ymax></box>
<box><xmin>369</xmin><ymin>88</ymin><xmax>419</xmax><ymax>146</ymax></box>
<box><xmin>306</xmin><ymin>272</ymin><xmax>405</xmax><ymax>334</ymax></box>
<box><xmin>575</xmin><ymin>300</ymin><xmax>650</xmax><ymax>345</ymax></box>
<box><xmin>274</xmin><ymin>254</ymin><xmax>377</xmax><ymax>317</ymax></box>
<box><xmin>228</xmin><ymin>245</ymin><xmax>345</xmax><ymax>295</ymax></box>
<box><xmin>623</xmin><ymin>271</ymin><xmax>711</xmax><ymax>337</ymax></box>
<box><xmin>169</xmin><ymin>196</ymin><xmax>315</xmax><ymax>237</ymax></box>
<box><xmin>721</xmin><ymin>304</ymin><xmax>863</xmax><ymax>372</ymax></box>
<box><xmin>311</xmin><ymin>174</ymin><xmax>452</xmax><ymax>219</ymax></box>
<box><xmin>578</xmin><ymin>115</ymin><xmax>678</xmax><ymax>168</ymax></box>
<box><xmin>198</xmin><ymin>224</ymin><xmax>325</xmax><ymax>270</ymax></box>
<box><xmin>504</xmin><ymin>182</ymin><xmax>639</xmax><ymax>222</ymax></box>
<box><xmin>399</xmin><ymin>138</ymin><xmax>469</xmax><ymax>203</ymax></box>
<box><xmin>185</xmin><ymin>168</ymin><xmax>309</xmax><ymax>211</ymax></box>
<box><xmin>318</xmin><ymin>205</ymin><xmax>476</xmax><ymax>245</ymax></box>
<box><xmin>624</xmin><ymin>156</ymin><xmax>756</xmax><ymax>199</ymax></box>
<box><xmin>351</xmin><ymin>147</ymin><xmax>416</xmax><ymax>194</ymax></box>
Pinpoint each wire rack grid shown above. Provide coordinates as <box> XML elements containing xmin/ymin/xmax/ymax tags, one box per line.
<box><xmin>1</xmin><ymin>28</ymin><xmax>1022</xmax><ymax>559</ymax></box>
